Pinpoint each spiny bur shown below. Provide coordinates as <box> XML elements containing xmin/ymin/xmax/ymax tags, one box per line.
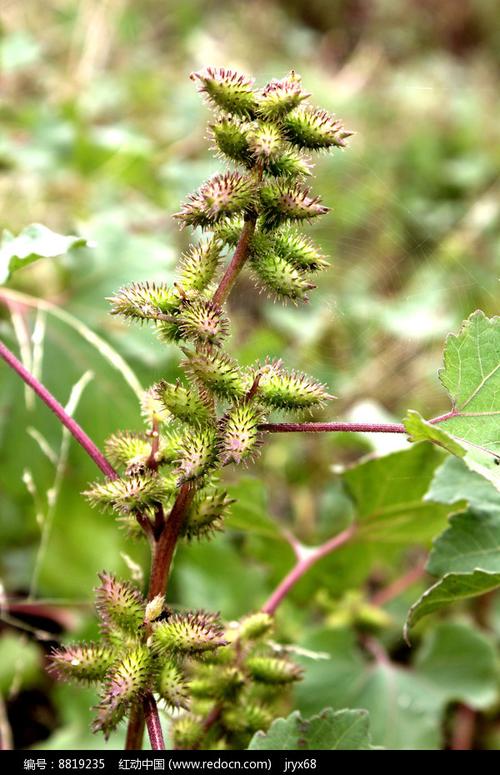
<box><xmin>151</xmin><ymin>611</ymin><xmax>227</xmax><ymax>656</ymax></box>
<box><xmin>181</xmin><ymin>488</ymin><xmax>233</xmax><ymax>541</ymax></box>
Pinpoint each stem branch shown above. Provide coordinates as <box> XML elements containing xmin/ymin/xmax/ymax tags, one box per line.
<box><xmin>0</xmin><ymin>339</ymin><xmax>117</xmax><ymax>479</ymax></box>
<box><xmin>371</xmin><ymin>558</ymin><xmax>427</xmax><ymax>607</ymax></box>
<box><xmin>262</xmin><ymin>524</ymin><xmax>356</xmax><ymax>615</ymax></box>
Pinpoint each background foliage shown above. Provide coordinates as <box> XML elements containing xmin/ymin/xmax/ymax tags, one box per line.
<box><xmin>0</xmin><ymin>0</ymin><xmax>499</xmax><ymax>750</ymax></box>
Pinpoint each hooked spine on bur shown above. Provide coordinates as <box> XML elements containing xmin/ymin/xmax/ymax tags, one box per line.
<box><xmin>48</xmin><ymin>66</ymin><xmax>351</xmax><ymax>748</ymax></box>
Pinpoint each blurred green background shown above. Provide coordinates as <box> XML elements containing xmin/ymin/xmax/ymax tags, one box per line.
<box><xmin>0</xmin><ymin>0</ymin><xmax>499</xmax><ymax>750</ymax></box>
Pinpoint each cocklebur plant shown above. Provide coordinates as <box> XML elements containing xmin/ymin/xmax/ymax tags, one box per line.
<box><xmin>44</xmin><ymin>67</ymin><xmax>351</xmax><ymax>748</ymax></box>
<box><xmin>1</xmin><ymin>67</ymin><xmax>499</xmax><ymax>751</ymax></box>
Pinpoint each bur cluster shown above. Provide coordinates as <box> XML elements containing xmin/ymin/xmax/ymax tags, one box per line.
<box><xmin>49</xmin><ymin>67</ymin><xmax>351</xmax><ymax>746</ymax></box>
<box><xmin>50</xmin><ymin>575</ymin><xmax>300</xmax><ymax>745</ymax></box>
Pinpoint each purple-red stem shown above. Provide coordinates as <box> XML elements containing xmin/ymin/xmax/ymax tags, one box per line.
<box><xmin>371</xmin><ymin>559</ymin><xmax>427</xmax><ymax>607</ymax></box>
<box><xmin>262</xmin><ymin>524</ymin><xmax>357</xmax><ymax>615</ymax></box>
<box><xmin>0</xmin><ymin>339</ymin><xmax>117</xmax><ymax>480</ymax></box>
<box><xmin>147</xmin><ymin>482</ymin><xmax>195</xmax><ymax>602</ymax></box>
<box><xmin>259</xmin><ymin>411</ymin><xmax>457</xmax><ymax>435</ymax></box>
<box><xmin>211</xmin><ymin>218</ymin><xmax>257</xmax><ymax>307</ymax></box>
<box><xmin>125</xmin><ymin>703</ymin><xmax>146</xmax><ymax>750</ymax></box>
<box><xmin>259</xmin><ymin>421</ymin><xmax>406</xmax><ymax>434</ymax></box>
<box><xmin>450</xmin><ymin>704</ymin><xmax>476</xmax><ymax>750</ymax></box>
<box><xmin>142</xmin><ymin>693</ymin><xmax>165</xmax><ymax>751</ymax></box>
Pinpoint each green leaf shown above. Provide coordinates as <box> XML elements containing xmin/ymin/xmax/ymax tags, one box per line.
<box><xmin>428</xmin><ymin>509</ymin><xmax>500</xmax><ymax>575</ymax></box>
<box><xmin>440</xmin><ymin>311</ymin><xmax>499</xmax><ymax>423</ymax></box>
<box><xmin>415</xmin><ymin>622</ymin><xmax>498</xmax><ymax>710</ymax></box>
<box><xmin>404</xmin><ymin>410</ymin><xmax>465</xmax><ymax>457</ymax></box>
<box><xmin>225</xmin><ymin>478</ymin><xmax>283</xmax><ymax>539</ymax></box>
<box><xmin>405</xmin><ymin>459</ymin><xmax>500</xmax><ymax>633</ymax></box>
<box><xmin>406</xmin><ymin>312</ymin><xmax>500</xmax><ymax>489</ymax></box>
<box><xmin>353</xmin><ymin>665</ymin><xmax>443</xmax><ymax>749</ymax></box>
<box><xmin>0</xmin><ymin>224</ymin><xmax>91</xmax><ymax>283</ymax></box>
<box><xmin>343</xmin><ymin>443</ymin><xmax>450</xmax><ymax>544</ymax></box>
<box><xmin>248</xmin><ymin>708</ymin><xmax>373</xmax><ymax>750</ymax></box>
<box><xmin>295</xmin><ymin>624</ymin><xmax>499</xmax><ymax>749</ymax></box>
<box><xmin>405</xmin><ymin>570</ymin><xmax>500</xmax><ymax>635</ymax></box>
<box><xmin>426</xmin><ymin>456</ymin><xmax>500</xmax><ymax>515</ymax></box>
<box><xmin>294</xmin><ymin>629</ymin><xmax>441</xmax><ymax>749</ymax></box>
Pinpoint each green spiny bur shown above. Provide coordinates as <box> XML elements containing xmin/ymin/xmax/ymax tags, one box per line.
<box><xmin>181</xmin><ymin>488</ymin><xmax>233</xmax><ymax>541</ymax></box>
<box><xmin>84</xmin><ymin>474</ymin><xmax>171</xmax><ymax>516</ymax></box>
<box><xmin>104</xmin><ymin>645</ymin><xmax>151</xmax><ymax>700</ymax></box>
<box><xmin>154</xmin><ymin>318</ymin><xmax>183</xmax><ymax>343</ymax></box>
<box><xmin>210</xmin><ymin>118</ymin><xmax>252</xmax><ymax>165</ymax></box>
<box><xmin>154</xmin><ymin>380</ymin><xmax>212</xmax><ymax>426</ymax></box>
<box><xmin>222</xmin><ymin>702</ymin><xmax>272</xmax><ymax>734</ymax></box>
<box><xmin>245</xmin><ymin>656</ymin><xmax>303</xmax><ymax>685</ymax></box>
<box><xmin>157</xmin><ymin>427</ymin><xmax>185</xmax><ymax>465</ymax></box>
<box><xmin>175</xmin><ymin>172</ymin><xmax>256</xmax><ymax>229</ymax></box>
<box><xmin>172</xmin><ymin>714</ymin><xmax>205</xmax><ymax>749</ymax></box>
<box><xmin>48</xmin><ymin>643</ymin><xmax>115</xmax><ymax>684</ymax></box>
<box><xmin>108</xmin><ymin>282</ymin><xmax>180</xmax><ymax>321</ymax></box>
<box><xmin>179</xmin><ymin>238</ymin><xmax>223</xmax><ymax>292</ymax></box>
<box><xmin>257</xmin><ymin>362</ymin><xmax>333</xmax><ymax>410</ymax></box>
<box><xmin>151</xmin><ymin>611</ymin><xmax>227</xmax><ymax>656</ymax></box>
<box><xmin>104</xmin><ymin>432</ymin><xmax>151</xmax><ymax>470</ymax></box>
<box><xmin>251</xmin><ymin>248</ymin><xmax>314</xmax><ymax>301</ymax></box>
<box><xmin>219</xmin><ymin>403</ymin><xmax>263</xmax><ymax>464</ymax></box>
<box><xmin>192</xmin><ymin>67</ymin><xmax>257</xmax><ymax>117</ymax></box>
<box><xmin>259</xmin><ymin>182</ymin><xmax>329</xmax><ymax>230</ymax></box>
<box><xmin>283</xmin><ymin>105</ymin><xmax>353</xmax><ymax>150</ymax></box>
<box><xmin>247</xmin><ymin>122</ymin><xmax>283</xmax><ymax>162</ymax></box>
<box><xmin>95</xmin><ymin>572</ymin><xmax>145</xmax><ymax>635</ymax></box>
<box><xmin>184</xmin><ymin>347</ymin><xmax>248</xmax><ymax>400</ymax></box>
<box><xmin>92</xmin><ymin>646</ymin><xmax>151</xmax><ymax>738</ymax></box>
<box><xmin>215</xmin><ymin>218</ymin><xmax>245</xmax><ymax>247</ymax></box>
<box><xmin>238</xmin><ymin>612</ymin><xmax>273</xmax><ymax>642</ymax></box>
<box><xmin>175</xmin><ymin>427</ymin><xmax>219</xmax><ymax>483</ymax></box>
<box><xmin>256</xmin><ymin>71</ymin><xmax>310</xmax><ymax>119</ymax></box>
<box><xmin>272</xmin><ymin>228</ymin><xmax>328</xmax><ymax>271</ymax></box>
<box><xmin>266</xmin><ymin>150</ymin><xmax>312</xmax><ymax>179</ymax></box>
<box><xmin>158</xmin><ymin>662</ymin><xmax>190</xmax><ymax>710</ymax></box>
<box><xmin>189</xmin><ymin>664</ymin><xmax>245</xmax><ymax>701</ymax></box>
<box><xmin>178</xmin><ymin>299</ymin><xmax>229</xmax><ymax>346</ymax></box>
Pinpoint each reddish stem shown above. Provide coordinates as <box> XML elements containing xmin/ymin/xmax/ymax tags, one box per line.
<box><xmin>0</xmin><ymin>339</ymin><xmax>117</xmax><ymax>479</ymax></box>
<box><xmin>259</xmin><ymin>421</ymin><xmax>406</xmax><ymax>434</ymax></box>
<box><xmin>143</xmin><ymin>693</ymin><xmax>165</xmax><ymax>751</ymax></box>
<box><xmin>212</xmin><ymin>218</ymin><xmax>257</xmax><ymax>307</ymax></box>
<box><xmin>428</xmin><ymin>410</ymin><xmax>458</xmax><ymax>424</ymax></box>
<box><xmin>146</xmin><ymin>417</ymin><xmax>161</xmax><ymax>472</ymax></box>
<box><xmin>259</xmin><ymin>410</ymin><xmax>460</xmax><ymax>436</ymax></box>
<box><xmin>262</xmin><ymin>524</ymin><xmax>356</xmax><ymax>615</ymax></box>
<box><xmin>125</xmin><ymin>703</ymin><xmax>145</xmax><ymax>750</ymax></box>
<box><xmin>147</xmin><ymin>483</ymin><xmax>195</xmax><ymax>601</ymax></box>
<box><xmin>202</xmin><ymin>704</ymin><xmax>222</xmax><ymax>734</ymax></box>
<box><xmin>371</xmin><ymin>559</ymin><xmax>427</xmax><ymax>607</ymax></box>
<box><xmin>362</xmin><ymin>635</ymin><xmax>391</xmax><ymax>666</ymax></box>
<box><xmin>450</xmin><ymin>704</ymin><xmax>476</xmax><ymax>750</ymax></box>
